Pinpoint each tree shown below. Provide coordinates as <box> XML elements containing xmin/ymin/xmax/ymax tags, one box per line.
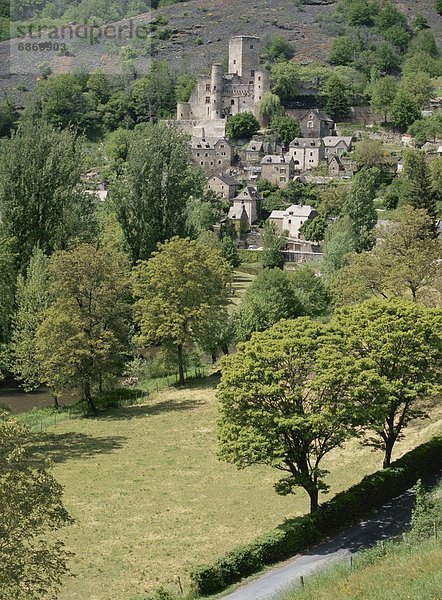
<box><xmin>299</xmin><ymin>214</ymin><xmax>328</xmax><ymax>242</ymax></box>
<box><xmin>436</xmin><ymin>0</ymin><xmax>442</xmax><ymax>16</ymax></box>
<box><xmin>290</xmin><ymin>265</ymin><xmax>331</xmax><ymax>317</ymax></box>
<box><xmin>263</xmin><ymin>35</ymin><xmax>294</xmax><ymax>62</ymax></box>
<box><xmin>0</xmin><ymin>236</ymin><xmax>17</xmax><ymax>350</ymax></box>
<box><xmin>234</xmin><ymin>269</ymin><xmax>304</xmax><ymax>341</ymax></box>
<box><xmin>258</xmin><ymin>92</ymin><xmax>284</xmax><ymax>125</ymax></box>
<box><xmin>0</xmin><ymin>416</ymin><xmax>72</xmax><ymax>599</ymax></box>
<box><xmin>0</xmin><ymin>120</ymin><xmax>96</xmax><ymax>272</ymax></box>
<box><xmin>271</xmin><ymin>62</ymin><xmax>301</xmax><ymax>104</ymax></box>
<box><xmin>343</xmin><ymin>167</ymin><xmax>379</xmax><ymax>251</ymax></box>
<box><xmin>225</xmin><ymin>112</ymin><xmax>260</xmax><ymax>140</ymax></box>
<box><xmin>391</xmin><ymin>91</ymin><xmax>421</xmax><ymax>131</ymax></box>
<box><xmin>354</xmin><ymin>138</ymin><xmax>385</xmax><ymax>170</ymax></box>
<box><xmin>320</xmin><ymin>75</ymin><xmax>350</xmax><ymax>121</ymax></box>
<box><xmin>398</xmin><ymin>72</ymin><xmax>435</xmax><ymax>108</ymax></box>
<box><xmin>269</xmin><ymin>115</ymin><xmax>301</xmax><ymax>146</ymax></box>
<box><xmin>36</xmin><ymin>244</ymin><xmax>131</xmax><ymax>411</ymax></box>
<box><xmin>35</xmin><ymin>74</ymin><xmax>98</xmax><ymax>136</ymax></box>
<box><xmin>332</xmin><ymin>207</ymin><xmax>442</xmax><ymax>306</ymax></box>
<box><xmin>131</xmin><ymin>60</ymin><xmax>176</xmax><ymax>121</ymax></box>
<box><xmin>409</xmin><ymin>30</ymin><xmax>439</xmax><ymax>58</ymax></box>
<box><xmin>218</xmin><ymin>318</ymin><xmax>358</xmax><ymax>511</ymax></box>
<box><xmin>0</xmin><ymin>100</ymin><xmax>17</xmax><ymax>137</ymax></box>
<box><xmin>329</xmin><ymin>36</ymin><xmax>359</xmax><ymax>66</ymax></box>
<box><xmin>111</xmin><ymin>122</ymin><xmax>204</xmax><ymax>264</ymax></box>
<box><xmin>328</xmin><ymin>299</ymin><xmax>441</xmax><ymax>468</ymax></box>
<box><xmin>221</xmin><ymin>236</ymin><xmax>241</xmax><ymax>268</ymax></box>
<box><xmin>402</xmin><ymin>149</ymin><xmax>437</xmax><ymax>221</ymax></box>
<box><xmin>321</xmin><ymin>217</ymin><xmax>356</xmax><ymax>284</ymax></box>
<box><xmin>261</xmin><ymin>221</ymin><xmax>286</xmax><ymax>269</ymax></box>
<box><xmin>11</xmin><ymin>247</ymin><xmax>49</xmax><ymax>394</ymax></box>
<box><xmin>408</xmin><ymin>113</ymin><xmax>442</xmax><ymax>145</ymax></box>
<box><xmin>132</xmin><ymin>238</ymin><xmax>231</xmax><ymax>384</ymax></box>
<box><xmin>370</xmin><ymin>76</ymin><xmax>397</xmax><ymax>122</ymax></box>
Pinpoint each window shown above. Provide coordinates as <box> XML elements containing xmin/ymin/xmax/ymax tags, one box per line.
<box><xmin>307</xmin><ymin>121</ymin><xmax>314</xmax><ymax>128</ymax></box>
<box><xmin>233</xmin><ymin>59</ymin><xmax>236</xmax><ymax>64</ymax></box>
<box><xmin>251</xmin><ymin>70</ymin><xmax>255</xmax><ymax>76</ymax></box>
<box><xmin>205</xmin><ymin>97</ymin><xmax>210</xmax><ymax>104</ymax></box>
<box><xmin>206</xmin><ymin>84</ymin><xmax>210</xmax><ymax>91</ymax></box>
<box><xmin>288</xmin><ymin>219</ymin><xmax>292</xmax><ymax>224</ymax></box>
<box><xmin>310</xmin><ymin>152</ymin><xmax>313</xmax><ymax>156</ymax></box>
<box><xmin>250</xmin><ymin>45</ymin><xmax>254</xmax><ymax>49</ymax></box>
<box><xmin>258</xmin><ymin>76</ymin><xmax>261</xmax><ymax>81</ymax></box>
<box><xmin>231</xmin><ymin>99</ymin><xmax>235</xmax><ymax>105</ymax></box>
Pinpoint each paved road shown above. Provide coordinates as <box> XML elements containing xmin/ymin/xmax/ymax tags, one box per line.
<box><xmin>221</xmin><ymin>479</ymin><xmax>438</xmax><ymax>600</ymax></box>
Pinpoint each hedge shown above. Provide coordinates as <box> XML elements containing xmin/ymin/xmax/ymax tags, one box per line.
<box><xmin>190</xmin><ymin>436</ymin><xmax>442</xmax><ymax>595</ymax></box>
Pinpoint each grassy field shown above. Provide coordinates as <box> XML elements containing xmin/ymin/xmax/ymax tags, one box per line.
<box><xmin>281</xmin><ymin>538</ymin><xmax>442</xmax><ymax>600</ymax></box>
<box><xmin>34</xmin><ymin>377</ymin><xmax>442</xmax><ymax>600</ymax></box>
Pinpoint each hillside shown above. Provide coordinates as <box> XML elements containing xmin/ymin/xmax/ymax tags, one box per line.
<box><xmin>1</xmin><ymin>0</ymin><xmax>441</xmax><ymax>105</ymax></box>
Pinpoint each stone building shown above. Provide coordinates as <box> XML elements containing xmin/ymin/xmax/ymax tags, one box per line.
<box><xmin>227</xmin><ymin>186</ymin><xmax>261</xmax><ymax>232</ymax></box>
<box><xmin>261</xmin><ymin>155</ymin><xmax>295</xmax><ymax>187</ymax></box>
<box><xmin>208</xmin><ymin>173</ymin><xmax>241</xmax><ymax>199</ymax></box>
<box><xmin>246</xmin><ymin>139</ymin><xmax>284</xmax><ymax>164</ymax></box>
<box><xmin>299</xmin><ymin>110</ymin><xmax>334</xmax><ymax>138</ymax></box>
<box><xmin>190</xmin><ymin>137</ymin><xmax>233</xmax><ymax>175</ymax></box>
<box><xmin>323</xmin><ymin>136</ymin><xmax>353</xmax><ymax>158</ymax></box>
<box><xmin>268</xmin><ymin>204</ymin><xmax>316</xmax><ymax>240</ymax></box>
<box><xmin>176</xmin><ymin>36</ymin><xmax>270</xmax><ymax>137</ymax></box>
<box><xmin>288</xmin><ymin>138</ymin><xmax>325</xmax><ymax>171</ymax></box>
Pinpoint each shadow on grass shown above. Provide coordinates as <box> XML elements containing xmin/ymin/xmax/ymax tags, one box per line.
<box><xmin>100</xmin><ymin>397</ymin><xmax>206</xmax><ymax>421</ymax></box>
<box><xmin>28</xmin><ymin>431</ymin><xmax>127</xmax><ymax>465</ymax></box>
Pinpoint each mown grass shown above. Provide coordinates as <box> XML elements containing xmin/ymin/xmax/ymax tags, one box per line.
<box><xmin>36</xmin><ymin>377</ymin><xmax>441</xmax><ymax>599</ymax></box>
<box><xmin>281</xmin><ymin>537</ymin><xmax>442</xmax><ymax>600</ymax></box>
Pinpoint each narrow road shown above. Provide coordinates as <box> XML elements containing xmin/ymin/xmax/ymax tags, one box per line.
<box><xmin>221</xmin><ymin>478</ymin><xmax>438</xmax><ymax>600</ymax></box>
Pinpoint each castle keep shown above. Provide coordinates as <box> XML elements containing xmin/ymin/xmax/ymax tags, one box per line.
<box><xmin>176</xmin><ymin>36</ymin><xmax>270</xmax><ymax>137</ymax></box>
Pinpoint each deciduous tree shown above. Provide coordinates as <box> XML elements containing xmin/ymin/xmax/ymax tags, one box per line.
<box><xmin>11</xmin><ymin>247</ymin><xmax>49</xmax><ymax>394</ymax></box>
<box><xmin>0</xmin><ymin>416</ymin><xmax>72</xmax><ymax>599</ymax></box>
<box><xmin>36</xmin><ymin>244</ymin><xmax>131</xmax><ymax>411</ymax></box>
<box><xmin>132</xmin><ymin>237</ymin><xmax>231</xmax><ymax>384</ymax></box>
<box><xmin>111</xmin><ymin>123</ymin><xmax>204</xmax><ymax>263</ymax></box>
<box><xmin>327</xmin><ymin>299</ymin><xmax>441</xmax><ymax>468</ymax></box>
<box><xmin>218</xmin><ymin>319</ymin><xmax>358</xmax><ymax>511</ymax></box>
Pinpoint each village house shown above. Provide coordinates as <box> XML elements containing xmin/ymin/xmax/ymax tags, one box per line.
<box><xmin>246</xmin><ymin>140</ymin><xmax>284</xmax><ymax>163</ymax></box>
<box><xmin>328</xmin><ymin>156</ymin><xmax>346</xmax><ymax>178</ymax></box>
<box><xmin>261</xmin><ymin>155</ymin><xmax>295</xmax><ymax>187</ymax></box>
<box><xmin>268</xmin><ymin>204</ymin><xmax>316</xmax><ymax>240</ymax></box>
<box><xmin>227</xmin><ymin>186</ymin><xmax>261</xmax><ymax>232</ymax></box>
<box><xmin>208</xmin><ymin>173</ymin><xmax>241</xmax><ymax>199</ymax></box>
<box><xmin>299</xmin><ymin>109</ymin><xmax>334</xmax><ymax>138</ymax></box>
<box><xmin>288</xmin><ymin>138</ymin><xmax>325</xmax><ymax>171</ymax></box>
<box><xmin>322</xmin><ymin>136</ymin><xmax>353</xmax><ymax>158</ymax></box>
<box><xmin>190</xmin><ymin>137</ymin><xmax>233</xmax><ymax>175</ymax></box>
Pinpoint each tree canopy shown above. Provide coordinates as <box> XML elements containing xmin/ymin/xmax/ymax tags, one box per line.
<box><xmin>218</xmin><ymin>318</ymin><xmax>358</xmax><ymax>511</ymax></box>
<box><xmin>132</xmin><ymin>237</ymin><xmax>231</xmax><ymax>384</ymax></box>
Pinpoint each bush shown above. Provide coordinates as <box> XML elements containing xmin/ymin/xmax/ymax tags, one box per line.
<box><xmin>190</xmin><ymin>436</ymin><xmax>442</xmax><ymax>595</ymax></box>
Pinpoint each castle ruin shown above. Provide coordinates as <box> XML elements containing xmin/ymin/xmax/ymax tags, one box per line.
<box><xmin>176</xmin><ymin>36</ymin><xmax>270</xmax><ymax>137</ymax></box>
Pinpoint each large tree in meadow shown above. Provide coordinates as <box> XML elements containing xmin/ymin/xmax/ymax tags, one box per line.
<box><xmin>218</xmin><ymin>319</ymin><xmax>358</xmax><ymax>512</ymax></box>
<box><xmin>36</xmin><ymin>244</ymin><xmax>131</xmax><ymax>411</ymax></box>
<box><xmin>111</xmin><ymin>123</ymin><xmax>204</xmax><ymax>264</ymax></box>
<box><xmin>327</xmin><ymin>300</ymin><xmax>441</xmax><ymax>468</ymax></box>
<box><xmin>0</xmin><ymin>120</ymin><xmax>96</xmax><ymax>272</ymax></box>
<box><xmin>0</xmin><ymin>416</ymin><xmax>72</xmax><ymax>599</ymax></box>
<box><xmin>132</xmin><ymin>237</ymin><xmax>231</xmax><ymax>384</ymax></box>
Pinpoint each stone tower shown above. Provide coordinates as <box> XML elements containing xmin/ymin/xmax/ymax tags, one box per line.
<box><xmin>228</xmin><ymin>36</ymin><xmax>261</xmax><ymax>79</ymax></box>
<box><xmin>210</xmin><ymin>63</ymin><xmax>223</xmax><ymax>119</ymax></box>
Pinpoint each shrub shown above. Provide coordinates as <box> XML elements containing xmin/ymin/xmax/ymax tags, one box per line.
<box><xmin>190</xmin><ymin>436</ymin><xmax>442</xmax><ymax>595</ymax></box>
